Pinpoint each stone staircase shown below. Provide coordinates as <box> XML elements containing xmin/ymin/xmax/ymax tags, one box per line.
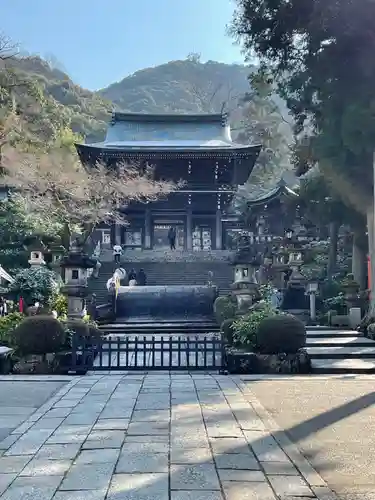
<box><xmin>88</xmin><ymin>263</ymin><xmax>114</xmax><ymax>306</ymax></box>
<box><xmin>306</xmin><ymin>327</ymin><xmax>375</xmax><ymax>373</ymax></box>
<box><xmin>100</xmin><ymin>249</ymin><xmax>233</xmax><ymax>263</ymax></box>
<box><xmin>89</xmin><ymin>252</ymin><xmax>234</xmax><ymax>307</ymax></box>
<box><xmin>121</xmin><ymin>262</ymin><xmax>233</xmax><ymax>295</ymax></box>
<box><xmin>100</xmin><ymin>317</ymin><xmax>220</xmax><ymax>337</ymax></box>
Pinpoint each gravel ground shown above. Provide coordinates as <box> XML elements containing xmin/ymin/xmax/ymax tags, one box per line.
<box><xmin>245</xmin><ymin>376</ymin><xmax>375</xmax><ymax>500</ymax></box>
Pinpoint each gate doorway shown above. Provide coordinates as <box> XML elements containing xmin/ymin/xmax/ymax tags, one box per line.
<box><xmin>152</xmin><ymin>219</ymin><xmax>185</xmax><ymax>250</ymax></box>
<box><xmin>69</xmin><ymin>334</ymin><xmax>224</xmax><ymax>372</ymax></box>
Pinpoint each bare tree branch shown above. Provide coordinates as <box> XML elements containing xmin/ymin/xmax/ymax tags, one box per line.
<box><xmin>1</xmin><ymin>146</ymin><xmax>180</xmax><ymax>233</ymax></box>
<box><xmin>0</xmin><ymin>33</ymin><xmax>19</xmax><ymax>61</ymax></box>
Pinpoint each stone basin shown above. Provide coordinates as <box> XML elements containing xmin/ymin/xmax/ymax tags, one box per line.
<box><xmin>116</xmin><ymin>285</ymin><xmax>218</xmax><ymax>319</ymax></box>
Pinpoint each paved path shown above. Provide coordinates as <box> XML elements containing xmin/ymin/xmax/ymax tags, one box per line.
<box><xmin>0</xmin><ymin>374</ymin><xmax>336</xmax><ymax>500</ymax></box>
<box><xmin>0</xmin><ymin>378</ymin><xmax>68</xmax><ymax>442</ymax></box>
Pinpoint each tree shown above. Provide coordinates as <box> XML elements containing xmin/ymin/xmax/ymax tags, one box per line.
<box><xmin>236</xmin><ymin>82</ymin><xmax>293</xmax><ymax>187</ymax></box>
<box><xmin>298</xmin><ymin>168</ymin><xmax>367</xmax><ymax>283</ymax></box>
<box><xmin>9</xmin><ymin>267</ymin><xmax>61</xmax><ymax>306</ymax></box>
<box><xmin>1</xmin><ymin>142</ymin><xmax>177</xmax><ymax>250</ymax></box>
<box><xmin>231</xmin><ymin>0</ymin><xmax>375</xmax><ymax>307</ymax></box>
<box><xmin>0</xmin><ymin>197</ymin><xmax>59</xmax><ymax>270</ymax></box>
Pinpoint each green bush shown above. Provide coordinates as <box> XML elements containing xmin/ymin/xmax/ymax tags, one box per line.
<box><xmin>12</xmin><ymin>315</ymin><xmax>66</xmax><ymax>355</ymax></box>
<box><xmin>221</xmin><ymin>318</ymin><xmax>235</xmax><ymax>345</ymax></box>
<box><xmin>64</xmin><ymin>319</ymin><xmax>101</xmax><ymax>347</ymax></box>
<box><xmin>213</xmin><ymin>295</ymin><xmax>236</xmax><ymax>325</ymax></box>
<box><xmin>65</xmin><ymin>319</ymin><xmax>89</xmax><ymax>338</ymax></box>
<box><xmin>51</xmin><ymin>294</ymin><xmax>68</xmax><ymax>316</ymax></box>
<box><xmin>233</xmin><ymin>304</ymin><xmax>276</xmax><ymax>349</ymax></box>
<box><xmin>0</xmin><ymin>312</ymin><xmax>25</xmax><ymax>347</ymax></box>
<box><xmin>88</xmin><ymin>322</ymin><xmax>101</xmax><ymax>340</ymax></box>
<box><xmin>256</xmin><ymin>314</ymin><xmax>306</xmax><ymax>354</ymax></box>
<box><xmin>9</xmin><ymin>267</ymin><xmax>61</xmax><ymax>306</ymax></box>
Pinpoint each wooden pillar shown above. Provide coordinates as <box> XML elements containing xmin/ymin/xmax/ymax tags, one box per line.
<box><xmin>144</xmin><ymin>208</ymin><xmax>151</xmax><ymax>249</ymax></box>
<box><xmin>215</xmin><ymin>209</ymin><xmax>222</xmax><ymax>250</ymax></box>
<box><xmin>114</xmin><ymin>223</ymin><xmax>121</xmax><ymax>245</ymax></box>
<box><xmin>186</xmin><ymin>208</ymin><xmax>193</xmax><ymax>250</ymax></box>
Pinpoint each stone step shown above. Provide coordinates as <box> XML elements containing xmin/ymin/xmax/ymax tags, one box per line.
<box><xmin>306</xmin><ymin>345</ymin><xmax>375</xmax><ymax>358</ymax></box>
<box><xmin>305</xmin><ymin>329</ymin><xmax>358</xmax><ymax>338</ymax></box>
<box><xmin>311</xmin><ymin>358</ymin><xmax>375</xmax><ymax>373</ymax></box>
<box><xmin>306</xmin><ymin>336</ymin><xmax>372</xmax><ymax>347</ymax></box>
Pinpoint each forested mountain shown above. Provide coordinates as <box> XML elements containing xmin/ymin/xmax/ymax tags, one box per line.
<box><xmin>2</xmin><ymin>54</ymin><xmax>290</xmax><ymax>140</ymax></box>
<box><xmin>100</xmin><ymin>57</ymin><xmax>254</xmax><ymax>114</ymax></box>
<box><xmin>1</xmin><ymin>56</ymin><xmax>111</xmax><ymax>145</ymax></box>
<box><xmin>1</xmin><ymin>54</ymin><xmax>293</xmax><ymax>189</ymax></box>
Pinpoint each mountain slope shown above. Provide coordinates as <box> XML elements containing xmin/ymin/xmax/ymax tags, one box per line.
<box><xmin>1</xmin><ymin>56</ymin><xmax>111</xmax><ymax>144</ymax></box>
<box><xmin>3</xmin><ymin>56</ymin><xmax>290</xmax><ymax>153</ymax></box>
<box><xmin>100</xmin><ymin>59</ymin><xmax>255</xmax><ymax>114</ymax></box>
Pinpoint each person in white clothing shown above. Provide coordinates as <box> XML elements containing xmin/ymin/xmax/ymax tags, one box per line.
<box><xmin>113</xmin><ymin>244</ymin><xmax>123</xmax><ymax>264</ymax></box>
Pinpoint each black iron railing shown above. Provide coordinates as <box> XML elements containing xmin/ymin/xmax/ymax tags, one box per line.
<box><xmin>69</xmin><ymin>334</ymin><xmax>225</xmax><ymax>372</ymax></box>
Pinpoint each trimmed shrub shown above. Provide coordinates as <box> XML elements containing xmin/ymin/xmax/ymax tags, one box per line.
<box><xmin>51</xmin><ymin>294</ymin><xmax>68</xmax><ymax>316</ymax></box>
<box><xmin>66</xmin><ymin>319</ymin><xmax>89</xmax><ymax>338</ymax></box>
<box><xmin>214</xmin><ymin>295</ymin><xmax>236</xmax><ymax>325</ymax></box>
<box><xmin>88</xmin><ymin>322</ymin><xmax>102</xmax><ymax>341</ymax></box>
<box><xmin>221</xmin><ymin>318</ymin><xmax>235</xmax><ymax>345</ymax></box>
<box><xmin>256</xmin><ymin>314</ymin><xmax>306</xmax><ymax>354</ymax></box>
<box><xmin>12</xmin><ymin>315</ymin><xmax>66</xmax><ymax>355</ymax></box>
<box><xmin>0</xmin><ymin>312</ymin><xmax>24</xmax><ymax>347</ymax></box>
<box><xmin>233</xmin><ymin>305</ymin><xmax>276</xmax><ymax>349</ymax></box>
<box><xmin>64</xmin><ymin>319</ymin><xmax>102</xmax><ymax>348</ymax></box>
<box><xmin>65</xmin><ymin>319</ymin><xmax>100</xmax><ymax>339</ymax></box>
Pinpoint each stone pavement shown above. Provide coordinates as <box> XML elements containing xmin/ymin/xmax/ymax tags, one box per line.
<box><xmin>0</xmin><ymin>374</ymin><xmax>337</xmax><ymax>500</ymax></box>
<box><xmin>0</xmin><ymin>378</ymin><xmax>68</xmax><ymax>442</ymax></box>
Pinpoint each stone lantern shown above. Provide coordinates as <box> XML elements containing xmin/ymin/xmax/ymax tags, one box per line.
<box><xmin>49</xmin><ymin>244</ymin><xmax>66</xmax><ymax>272</ymax></box>
<box><xmin>284</xmin><ymin>229</ymin><xmax>307</xmax><ymax>288</ymax></box>
<box><xmin>342</xmin><ymin>274</ymin><xmax>360</xmax><ymax>308</ymax></box>
<box><xmin>60</xmin><ymin>246</ymin><xmax>97</xmax><ymax>319</ymax></box>
<box><xmin>28</xmin><ymin>239</ymin><xmax>46</xmax><ymax>268</ymax></box>
<box><xmin>269</xmin><ymin>246</ymin><xmax>289</xmax><ymax>289</ymax></box>
<box><xmin>281</xmin><ymin>229</ymin><xmax>309</xmax><ymax>321</ymax></box>
<box><xmin>231</xmin><ymin>247</ymin><xmax>260</xmax><ymax>314</ymax></box>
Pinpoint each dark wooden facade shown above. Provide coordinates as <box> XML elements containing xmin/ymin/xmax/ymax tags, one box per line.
<box><xmin>76</xmin><ymin>112</ymin><xmax>261</xmax><ymax>251</ymax></box>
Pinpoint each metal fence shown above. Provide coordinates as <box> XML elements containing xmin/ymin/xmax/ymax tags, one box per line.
<box><xmin>69</xmin><ymin>334</ymin><xmax>225</xmax><ymax>372</ymax></box>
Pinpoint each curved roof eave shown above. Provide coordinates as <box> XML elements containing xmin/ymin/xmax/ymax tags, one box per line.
<box><xmin>75</xmin><ymin>143</ymin><xmax>262</xmax><ymax>156</ymax></box>
<box><xmin>246</xmin><ymin>183</ymin><xmax>299</xmax><ymax>207</ymax></box>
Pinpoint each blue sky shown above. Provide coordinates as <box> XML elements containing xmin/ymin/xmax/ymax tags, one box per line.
<box><xmin>2</xmin><ymin>0</ymin><xmax>243</xmax><ymax>90</ymax></box>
